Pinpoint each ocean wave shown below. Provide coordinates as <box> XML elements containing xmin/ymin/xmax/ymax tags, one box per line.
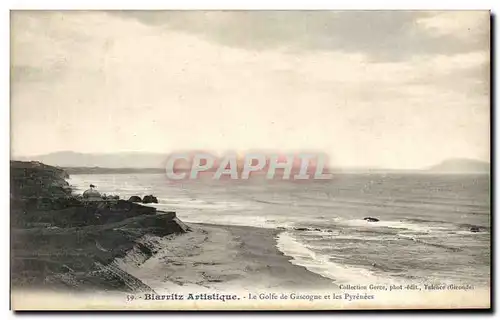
<box><xmin>181</xmin><ymin>215</ymin><xmax>293</xmax><ymax>229</ymax></box>
<box><xmin>335</xmin><ymin>218</ymin><xmax>450</xmax><ymax>234</ymax></box>
<box><xmin>275</xmin><ymin>231</ymin><xmax>400</xmax><ymax>285</ymax></box>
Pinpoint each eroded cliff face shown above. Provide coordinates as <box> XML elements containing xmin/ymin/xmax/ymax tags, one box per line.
<box><xmin>11</xmin><ymin>161</ymin><xmax>71</xmax><ymax>199</ymax></box>
<box><xmin>10</xmin><ymin>161</ymin><xmax>189</xmax><ymax>292</ymax></box>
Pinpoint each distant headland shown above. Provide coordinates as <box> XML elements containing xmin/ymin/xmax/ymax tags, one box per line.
<box><xmin>427</xmin><ymin>158</ymin><xmax>490</xmax><ymax>174</ymax></box>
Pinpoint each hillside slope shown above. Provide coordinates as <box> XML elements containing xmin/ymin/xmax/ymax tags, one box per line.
<box><xmin>10</xmin><ymin>161</ymin><xmax>189</xmax><ymax>292</ymax></box>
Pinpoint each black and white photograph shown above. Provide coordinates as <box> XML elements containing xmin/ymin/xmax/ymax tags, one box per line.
<box><xmin>9</xmin><ymin>10</ymin><xmax>491</xmax><ymax>310</ymax></box>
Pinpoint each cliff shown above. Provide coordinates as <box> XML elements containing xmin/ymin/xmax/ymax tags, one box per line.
<box><xmin>10</xmin><ymin>161</ymin><xmax>189</xmax><ymax>292</ymax></box>
<box><xmin>11</xmin><ymin>161</ymin><xmax>71</xmax><ymax>198</ymax></box>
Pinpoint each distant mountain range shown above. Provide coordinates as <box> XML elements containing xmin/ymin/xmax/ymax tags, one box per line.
<box><xmin>12</xmin><ymin>152</ymin><xmax>490</xmax><ymax>174</ymax></box>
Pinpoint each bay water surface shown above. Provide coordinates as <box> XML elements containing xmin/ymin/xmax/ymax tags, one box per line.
<box><xmin>68</xmin><ymin>173</ymin><xmax>491</xmax><ymax>288</ymax></box>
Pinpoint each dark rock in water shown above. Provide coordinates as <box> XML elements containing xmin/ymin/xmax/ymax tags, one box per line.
<box><xmin>142</xmin><ymin>195</ymin><xmax>159</xmax><ymax>204</ymax></box>
<box><xmin>294</xmin><ymin>227</ymin><xmax>310</xmax><ymax>231</ymax></box>
<box><xmin>364</xmin><ymin>217</ymin><xmax>379</xmax><ymax>222</ymax></box>
<box><xmin>314</xmin><ymin>228</ymin><xmax>322</xmax><ymax>231</ymax></box>
<box><xmin>326</xmin><ymin>229</ymin><xmax>333</xmax><ymax>233</ymax></box>
<box><xmin>470</xmin><ymin>226</ymin><xmax>482</xmax><ymax>233</ymax></box>
<box><xmin>128</xmin><ymin>196</ymin><xmax>142</xmax><ymax>203</ymax></box>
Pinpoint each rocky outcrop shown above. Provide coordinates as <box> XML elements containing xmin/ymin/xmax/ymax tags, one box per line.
<box><xmin>364</xmin><ymin>217</ymin><xmax>379</xmax><ymax>222</ymax></box>
<box><xmin>469</xmin><ymin>226</ymin><xmax>486</xmax><ymax>233</ymax></box>
<box><xmin>127</xmin><ymin>195</ymin><xmax>159</xmax><ymax>204</ymax></box>
<box><xmin>128</xmin><ymin>196</ymin><xmax>142</xmax><ymax>203</ymax></box>
<box><xmin>142</xmin><ymin>195</ymin><xmax>158</xmax><ymax>204</ymax></box>
<box><xmin>294</xmin><ymin>227</ymin><xmax>309</xmax><ymax>231</ymax></box>
<box><xmin>290</xmin><ymin>226</ymin><xmax>333</xmax><ymax>232</ymax></box>
<box><xmin>459</xmin><ymin>224</ymin><xmax>488</xmax><ymax>233</ymax></box>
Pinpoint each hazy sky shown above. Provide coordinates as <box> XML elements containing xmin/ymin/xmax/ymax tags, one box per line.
<box><xmin>11</xmin><ymin>11</ymin><xmax>490</xmax><ymax>168</ymax></box>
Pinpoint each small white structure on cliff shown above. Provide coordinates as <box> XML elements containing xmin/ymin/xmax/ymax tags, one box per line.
<box><xmin>82</xmin><ymin>184</ymin><xmax>101</xmax><ymax>201</ymax></box>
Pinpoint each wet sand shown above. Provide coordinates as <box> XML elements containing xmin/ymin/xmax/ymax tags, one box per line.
<box><xmin>117</xmin><ymin>222</ymin><xmax>335</xmax><ymax>292</ymax></box>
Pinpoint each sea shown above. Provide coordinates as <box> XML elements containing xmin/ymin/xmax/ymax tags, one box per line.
<box><xmin>68</xmin><ymin>173</ymin><xmax>491</xmax><ymax>288</ymax></box>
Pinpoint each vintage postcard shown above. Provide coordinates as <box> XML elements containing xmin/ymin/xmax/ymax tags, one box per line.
<box><xmin>10</xmin><ymin>10</ymin><xmax>491</xmax><ymax>310</ymax></box>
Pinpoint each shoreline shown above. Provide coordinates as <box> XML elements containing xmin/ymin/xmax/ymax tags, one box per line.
<box><xmin>12</xmin><ymin>221</ymin><xmax>492</xmax><ymax>294</ymax></box>
<box><xmin>194</xmin><ymin>222</ymin><xmax>336</xmax><ymax>289</ymax></box>
<box><xmin>113</xmin><ymin>222</ymin><xmax>335</xmax><ymax>293</ymax></box>
<box><xmin>12</xmin><ymin>221</ymin><xmax>491</xmax><ymax>310</ymax></box>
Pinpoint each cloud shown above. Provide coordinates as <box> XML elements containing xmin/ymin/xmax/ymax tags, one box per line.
<box><xmin>10</xmin><ymin>11</ymin><xmax>490</xmax><ymax>168</ymax></box>
<box><xmin>110</xmin><ymin>10</ymin><xmax>490</xmax><ymax>61</ymax></box>
<box><xmin>416</xmin><ymin>11</ymin><xmax>489</xmax><ymax>38</ymax></box>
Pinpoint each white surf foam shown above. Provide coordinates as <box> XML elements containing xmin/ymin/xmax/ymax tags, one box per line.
<box><xmin>337</xmin><ymin>218</ymin><xmax>450</xmax><ymax>233</ymax></box>
<box><xmin>276</xmin><ymin>231</ymin><xmax>400</xmax><ymax>285</ymax></box>
<box><xmin>180</xmin><ymin>214</ymin><xmax>298</xmax><ymax>230</ymax></box>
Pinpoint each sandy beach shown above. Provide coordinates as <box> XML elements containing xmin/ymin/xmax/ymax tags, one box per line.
<box><xmin>116</xmin><ymin>223</ymin><xmax>335</xmax><ymax>292</ymax></box>
<box><xmin>12</xmin><ymin>221</ymin><xmax>490</xmax><ymax>310</ymax></box>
